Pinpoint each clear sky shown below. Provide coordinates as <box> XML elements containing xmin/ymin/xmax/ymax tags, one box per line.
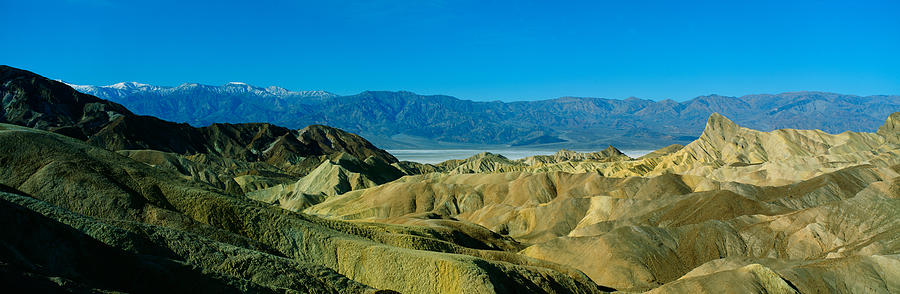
<box><xmin>2</xmin><ymin>0</ymin><xmax>899</xmax><ymax>101</ymax></box>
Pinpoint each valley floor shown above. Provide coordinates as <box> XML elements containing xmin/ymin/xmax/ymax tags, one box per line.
<box><xmin>388</xmin><ymin>148</ymin><xmax>653</xmax><ymax>164</ymax></box>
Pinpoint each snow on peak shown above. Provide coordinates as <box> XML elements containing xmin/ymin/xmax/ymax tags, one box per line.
<box><xmin>108</xmin><ymin>81</ymin><xmax>152</xmax><ymax>89</ymax></box>
<box><xmin>63</xmin><ymin>82</ymin><xmax>94</xmax><ymax>92</ymax></box>
<box><xmin>64</xmin><ymin>79</ymin><xmax>335</xmax><ymax>99</ymax></box>
<box><xmin>177</xmin><ymin>83</ymin><xmax>200</xmax><ymax>88</ymax></box>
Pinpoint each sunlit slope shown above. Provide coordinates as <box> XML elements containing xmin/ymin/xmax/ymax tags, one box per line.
<box><xmin>307</xmin><ymin>112</ymin><xmax>900</xmax><ymax>292</ymax></box>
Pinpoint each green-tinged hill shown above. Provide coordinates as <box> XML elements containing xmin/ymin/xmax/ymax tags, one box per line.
<box><xmin>0</xmin><ymin>123</ymin><xmax>605</xmax><ymax>293</ymax></box>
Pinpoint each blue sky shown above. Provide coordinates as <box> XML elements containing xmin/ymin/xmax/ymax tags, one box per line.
<box><xmin>2</xmin><ymin>0</ymin><xmax>899</xmax><ymax>101</ymax></box>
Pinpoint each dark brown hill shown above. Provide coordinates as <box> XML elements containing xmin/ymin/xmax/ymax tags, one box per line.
<box><xmin>0</xmin><ymin>65</ymin><xmax>397</xmax><ymax>166</ymax></box>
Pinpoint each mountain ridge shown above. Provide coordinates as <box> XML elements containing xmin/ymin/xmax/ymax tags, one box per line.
<box><xmin>63</xmin><ymin>78</ymin><xmax>900</xmax><ymax>149</ymax></box>
<box><xmin>66</xmin><ymin>80</ymin><xmax>336</xmax><ymax>100</ymax></box>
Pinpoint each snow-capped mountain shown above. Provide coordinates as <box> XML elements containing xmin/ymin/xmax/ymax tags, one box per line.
<box><xmin>65</xmin><ymin>81</ymin><xmax>336</xmax><ymax>101</ymax></box>
<box><xmin>66</xmin><ymin>82</ymin><xmax>164</xmax><ymax>100</ymax></box>
<box><xmin>64</xmin><ymin>81</ymin><xmax>337</xmax><ymax>127</ymax></box>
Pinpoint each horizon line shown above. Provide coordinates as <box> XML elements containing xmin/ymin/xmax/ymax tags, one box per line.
<box><xmin>58</xmin><ymin>79</ymin><xmax>898</xmax><ymax>103</ymax></box>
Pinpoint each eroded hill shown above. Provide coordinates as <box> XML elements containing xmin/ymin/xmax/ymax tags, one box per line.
<box><xmin>308</xmin><ymin>112</ymin><xmax>900</xmax><ymax>292</ymax></box>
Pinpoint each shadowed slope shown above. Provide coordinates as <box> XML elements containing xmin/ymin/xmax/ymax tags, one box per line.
<box><xmin>1</xmin><ymin>65</ymin><xmax>397</xmax><ymax>165</ymax></box>
<box><xmin>0</xmin><ymin>123</ymin><xmax>605</xmax><ymax>293</ymax></box>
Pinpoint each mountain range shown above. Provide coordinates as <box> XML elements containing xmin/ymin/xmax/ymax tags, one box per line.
<box><xmin>4</xmin><ymin>65</ymin><xmax>900</xmax><ymax>293</ymax></box>
<box><xmin>68</xmin><ymin>81</ymin><xmax>900</xmax><ymax>149</ymax></box>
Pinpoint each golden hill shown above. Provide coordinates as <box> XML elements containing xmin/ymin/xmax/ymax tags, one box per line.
<box><xmin>307</xmin><ymin>112</ymin><xmax>900</xmax><ymax>292</ymax></box>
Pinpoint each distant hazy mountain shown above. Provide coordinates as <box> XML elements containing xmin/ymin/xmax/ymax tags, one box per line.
<box><xmin>67</xmin><ymin>81</ymin><xmax>900</xmax><ymax>149</ymax></box>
